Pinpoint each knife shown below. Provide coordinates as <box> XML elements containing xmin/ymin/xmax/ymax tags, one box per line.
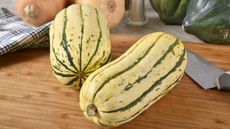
<box><xmin>185</xmin><ymin>49</ymin><xmax>230</xmax><ymax>91</ymax></box>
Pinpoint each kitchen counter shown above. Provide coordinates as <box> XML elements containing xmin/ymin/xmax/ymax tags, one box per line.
<box><xmin>0</xmin><ymin>0</ymin><xmax>202</xmax><ymax>43</ymax></box>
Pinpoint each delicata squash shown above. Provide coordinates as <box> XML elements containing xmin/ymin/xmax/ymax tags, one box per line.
<box><xmin>80</xmin><ymin>32</ymin><xmax>187</xmax><ymax>127</ymax></box>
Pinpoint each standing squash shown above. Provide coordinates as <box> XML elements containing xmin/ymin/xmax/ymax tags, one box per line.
<box><xmin>183</xmin><ymin>0</ymin><xmax>230</xmax><ymax>45</ymax></box>
<box><xmin>50</xmin><ymin>4</ymin><xmax>111</xmax><ymax>89</ymax></box>
<box><xmin>150</xmin><ymin>0</ymin><xmax>190</xmax><ymax>25</ymax></box>
<box><xmin>80</xmin><ymin>32</ymin><xmax>187</xmax><ymax>127</ymax></box>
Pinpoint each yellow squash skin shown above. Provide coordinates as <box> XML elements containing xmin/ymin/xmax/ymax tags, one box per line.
<box><xmin>80</xmin><ymin>32</ymin><xmax>187</xmax><ymax>127</ymax></box>
<box><xmin>50</xmin><ymin>4</ymin><xmax>111</xmax><ymax>89</ymax></box>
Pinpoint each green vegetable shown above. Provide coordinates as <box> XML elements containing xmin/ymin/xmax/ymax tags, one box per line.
<box><xmin>183</xmin><ymin>0</ymin><xmax>230</xmax><ymax>45</ymax></box>
<box><xmin>150</xmin><ymin>0</ymin><xmax>190</xmax><ymax>25</ymax></box>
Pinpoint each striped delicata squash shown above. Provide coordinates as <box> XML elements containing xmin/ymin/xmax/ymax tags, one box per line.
<box><xmin>50</xmin><ymin>4</ymin><xmax>111</xmax><ymax>89</ymax></box>
<box><xmin>80</xmin><ymin>32</ymin><xmax>187</xmax><ymax>127</ymax></box>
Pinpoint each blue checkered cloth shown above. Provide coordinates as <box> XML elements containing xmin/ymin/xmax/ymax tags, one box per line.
<box><xmin>0</xmin><ymin>7</ymin><xmax>51</xmax><ymax>55</ymax></box>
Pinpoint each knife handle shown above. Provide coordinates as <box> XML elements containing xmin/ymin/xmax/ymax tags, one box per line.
<box><xmin>216</xmin><ymin>71</ymin><xmax>230</xmax><ymax>91</ymax></box>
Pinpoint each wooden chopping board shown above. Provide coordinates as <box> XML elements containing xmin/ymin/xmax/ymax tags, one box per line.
<box><xmin>0</xmin><ymin>34</ymin><xmax>230</xmax><ymax>129</ymax></box>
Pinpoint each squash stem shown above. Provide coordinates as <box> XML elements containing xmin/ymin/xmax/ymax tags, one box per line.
<box><xmin>87</xmin><ymin>104</ymin><xmax>97</xmax><ymax>117</ymax></box>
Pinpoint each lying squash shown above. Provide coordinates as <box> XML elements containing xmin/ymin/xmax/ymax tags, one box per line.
<box><xmin>150</xmin><ymin>0</ymin><xmax>190</xmax><ymax>25</ymax></box>
<box><xmin>183</xmin><ymin>0</ymin><xmax>230</xmax><ymax>45</ymax></box>
<box><xmin>80</xmin><ymin>32</ymin><xmax>187</xmax><ymax>127</ymax></box>
<box><xmin>50</xmin><ymin>4</ymin><xmax>111</xmax><ymax>89</ymax></box>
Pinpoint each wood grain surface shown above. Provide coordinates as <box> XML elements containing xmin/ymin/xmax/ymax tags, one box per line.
<box><xmin>0</xmin><ymin>34</ymin><xmax>230</xmax><ymax>129</ymax></box>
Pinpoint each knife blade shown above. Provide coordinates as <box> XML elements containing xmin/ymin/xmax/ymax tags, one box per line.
<box><xmin>185</xmin><ymin>49</ymin><xmax>230</xmax><ymax>91</ymax></box>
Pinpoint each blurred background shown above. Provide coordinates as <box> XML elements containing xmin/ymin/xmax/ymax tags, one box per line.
<box><xmin>0</xmin><ymin>0</ymin><xmax>202</xmax><ymax>42</ymax></box>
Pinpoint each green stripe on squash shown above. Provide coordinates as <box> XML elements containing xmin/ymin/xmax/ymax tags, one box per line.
<box><xmin>82</xmin><ymin>9</ymin><xmax>103</xmax><ymax>71</ymax></box>
<box><xmin>62</xmin><ymin>9</ymin><xmax>79</xmax><ymax>72</ymax></box>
